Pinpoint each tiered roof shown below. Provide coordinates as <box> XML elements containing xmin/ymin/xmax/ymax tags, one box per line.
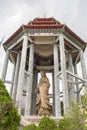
<box><xmin>26</xmin><ymin>17</ymin><xmax>63</xmax><ymax>28</ymax></box>
<box><xmin>3</xmin><ymin>17</ymin><xmax>86</xmax><ymax>48</ymax></box>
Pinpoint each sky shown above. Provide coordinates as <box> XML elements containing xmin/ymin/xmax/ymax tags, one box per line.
<box><xmin>0</xmin><ymin>0</ymin><xmax>87</xmax><ymax>92</ymax></box>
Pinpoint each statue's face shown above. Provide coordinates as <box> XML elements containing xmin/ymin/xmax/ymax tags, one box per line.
<box><xmin>40</xmin><ymin>70</ymin><xmax>45</xmax><ymax>77</ymax></box>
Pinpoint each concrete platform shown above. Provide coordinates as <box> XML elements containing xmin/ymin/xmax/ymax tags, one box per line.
<box><xmin>21</xmin><ymin>116</ymin><xmax>63</xmax><ymax>126</ymax></box>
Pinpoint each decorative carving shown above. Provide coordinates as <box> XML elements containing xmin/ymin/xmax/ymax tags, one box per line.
<box><xmin>36</xmin><ymin>69</ymin><xmax>52</xmax><ymax>116</ymax></box>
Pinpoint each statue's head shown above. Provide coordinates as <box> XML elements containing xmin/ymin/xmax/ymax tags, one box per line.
<box><xmin>40</xmin><ymin>69</ymin><xmax>46</xmax><ymax>77</ymax></box>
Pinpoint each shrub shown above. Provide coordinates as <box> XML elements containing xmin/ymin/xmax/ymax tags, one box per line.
<box><xmin>37</xmin><ymin>116</ymin><xmax>57</xmax><ymax>130</ymax></box>
<box><xmin>0</xmin><ymin>79</ymin><xmax>20</xmax><ymax>130</ymax></box>
<box><xmin>58</xmin><ymin>101</ymin><xmax>85</xmax><ymax>130</ymax></box>
<box><xmin>23</xmin><ymin>124</ymin><xmax>37</xmax><ymax>130</ymax></box>
<box><xmin>58</xmin><ymin>118</ymin><xmax>71</xmax><ymax>130</ymax></box>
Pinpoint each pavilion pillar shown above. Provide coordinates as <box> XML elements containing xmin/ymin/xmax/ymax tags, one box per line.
<box><xmin>59</xmin><ymin>34</ymin><xmax>69</xmax><ymax>113</ymax></box>
<box><xmin>31</xmin><ymin>69</ymin><xmax>38</xmax><ymax>115</ymax></box>
<box><xmin>74</xmin><ymin>64</ymin><xmax>81</xmax><ymax>103</ymax></box>
<box><xmin>12</xmin><ymin>53</ymin><xmax>21</xmax><ymax>103</ymax></box>
<box><xmin>1</xmin><ymin>50</ymin><xmax>9</xmax><ymax>82</ymax></box>
<box><xmin>52</xmin><ymin>70</ymin><xmax>55</xmax><ymax>116</ymax></box>
<box><xmin>79</xmin><ymin>49</ymin><xmax>87</xmax><ymax>88</ymax></box>
<box><xmin>10</xmin><ymin>65</ymin><xmax>16</xmax><ymax>97</ymax></box>
<box><xmin>16</xmin><ymin>34</ymin><xmax>28</xmax><ymax>114</ymax></box>
<box><xmin>68</xmin><ymin>53</ymin><xmax>75</xmax><ymax>101</ymax></box>
<box><xmin>54</xmin><ymin>43</ymin><xmax>61</xmax><ymax>117</ymax></box>
<box><xmin>25</xmin><ymin>44</ymin><xmax>34</xmax><ymax>117</ymax></box>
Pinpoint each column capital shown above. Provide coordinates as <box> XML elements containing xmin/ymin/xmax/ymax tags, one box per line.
<box><xmin>59</xmin><ymin>33</ymin><xmax>64</xmax><ymax>38</ymax></box>
<box><xmin>30</xmin><ymin>43</ymin><xmax>34</xmax><ymax>46</ymax></box>
<box><xmin>23</xmin><ymin>33</ymin><xmax>28</xmax><ymax>39</ymax></box>
<box><xmin>24</xmin><ymin>32</ymin><xmax>28</xmax><ymax>36</ymax></box>
<box><xmin>54</xmin><ymin>42</ymin><xmax>58</xmax><ymax>45</ymax></box>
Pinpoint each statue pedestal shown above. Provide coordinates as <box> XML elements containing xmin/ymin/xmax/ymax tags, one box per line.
<box><xmin>21</xmin><ymin>116</ymin><xmax>63</xmax><ymax>126</ymax></box>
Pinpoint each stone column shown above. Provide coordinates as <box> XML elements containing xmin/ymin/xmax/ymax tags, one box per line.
<box><xmin>16</xmin><ymin>34</ymin><xmax>28</xmax><ymax>114</ymax></box>
<box><xmin>52</xmin><ymin>70</ymin><xmax>55</xmax><ymax>116</ymax></box>
<box><xmin>25</xmin><ymin>44</ymin><xmax>34</xmax><ymax>117</ymax></box>
<box><xmin>31</xmin><ymin>69</ymin><xmax>38</xmax><ymax>115</ymax></box>
<box><xmin>10</xmin><ymin>65</ymin><xmax>16</xmax><ymax>97</ymax></box>
<box><xmin>12</xmin><ymin>53</ymin><xmax>21</xmax><ymax>103</ymax></box>
<box><xmin>74</xmin><ymin>64</ymin><xmax>81</xmax><ymax>103</ymax></box>
<box><xmin>54</xmin><ymin>43</ymin><xmax>61</xmax><ymax>117</ymax></box>
<box><xmin>59</xmin><ymin>34</ymin><xmax>69</xmax><ymax>113</ymax></box>
<box><xmin>1</xmin><ymin>50</ymin><xmax>9</xmax><ymax>82</ymax></box>
<box><xmin>68</xmin><ymin>53</ymin><xmax>75</xmax><ymax>101</ymax></box>
<box><xmin>79</xmin><ymin>49</ymin><xmax>87</xmax><ymax>88</ymax></box>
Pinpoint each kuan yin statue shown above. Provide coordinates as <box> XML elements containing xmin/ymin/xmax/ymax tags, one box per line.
<box><xmin>36</xmin><ymin>69</ymin><xmax>52</xmax><ymax>116</ymax></box>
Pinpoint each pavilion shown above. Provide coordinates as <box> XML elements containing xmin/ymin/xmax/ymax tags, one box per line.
<box><xmin>1</xmin><ymin>17</ymin><xmax>87</xmax><ymax>119</ymax></box>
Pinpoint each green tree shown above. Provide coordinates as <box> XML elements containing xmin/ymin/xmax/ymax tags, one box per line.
<box><xmin>37</xmin><ymin>116</ymin><xmax>57</xmax><ymax>130</ymax></box>
<box><xmin>0</xmin><ymin>79</ymin><xmax>20</xmax><ymax>130</ymax></box>
<box><xmin>81</xmin><ymin>89</ymin><xmax>87</xmax><ymax>109</ymax></box>
<box><xmin>58</xmin><ymin>101</ymin><xmax>85</xmax><ymax>130</ymax></box>
<box><xmin>58</xmin><ymin>118</ymin><xmax>72</xmax><ymax>130</ymax></box>
<box><xmin>81</xmin><ymin>89</ymin><xmax>87</xmax><ymax>129</ymax></box>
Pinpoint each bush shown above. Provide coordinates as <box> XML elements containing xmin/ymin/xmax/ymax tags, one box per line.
<box><xmin>23</xmin><ymin>124</ymin><xmax>37</xmax><ymax>130</ymax></box>
<box><xmin>0</xmin><ymin>79</ymin><xmax>20</xmax><ymax>130</ymax></box>
<box><xmin>81</xmin><ymin>89</ymin><xmax>87</xmax><ymax>130</ymax></box>
<box><xmin>58</xmin><ymin>101</ymin><xmax>85</xmax><ymax>130</ymax></box>
<box><xmin>58</xmin><ymin>118</ymin><xmax>71</xmax><ymax>130</ymax></box>
<box><xmin>37</xmin><ymin>116</ymin><xmax>57</xmax><ymax>130</ymax></box>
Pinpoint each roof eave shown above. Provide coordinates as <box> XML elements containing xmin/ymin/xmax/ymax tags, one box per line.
<box><xmin>24</xmin><ymin>24</ymin><xmax>64</xmax><ymax>29</ymax></box>
<box><xmin>64</xmin><ymin>25</ymin><xmax>87</xmax><ymax>47</ymax></box>
<box><xmin>3</xmin><ymin>22</ymin><xmax>87</xmax><ymax>51</ymax></box>
<box><xmin>3</xmin><ymin>26</ymin><xmax>23</xmax><ymax>47</ymax></box>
